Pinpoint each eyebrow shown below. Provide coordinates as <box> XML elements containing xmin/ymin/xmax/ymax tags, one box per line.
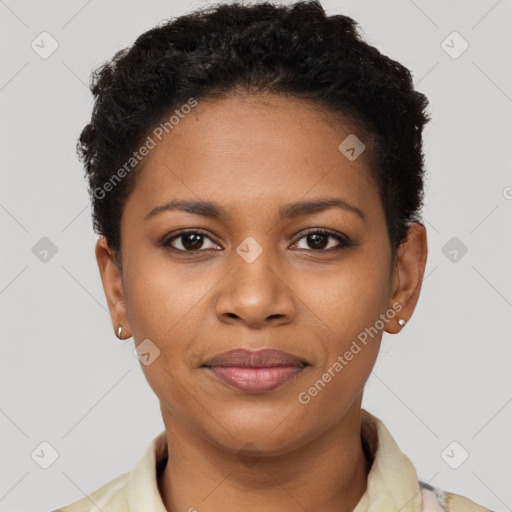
<box><xmin>145</xmin><ymin>197</ymin><xmax>366</xmax><ymax>223</ymax></box>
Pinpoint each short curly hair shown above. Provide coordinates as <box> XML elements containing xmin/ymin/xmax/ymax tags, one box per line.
<box><xmin>78</xmin><ymin>0</ymin><xmax>430</xmax><ymax>268</ymax></box>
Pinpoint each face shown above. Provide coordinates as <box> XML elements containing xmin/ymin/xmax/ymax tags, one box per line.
<box><xmin>96</xmin><ymin>92</ymin><xmax>427</xmax><ymax>456</ymax></box>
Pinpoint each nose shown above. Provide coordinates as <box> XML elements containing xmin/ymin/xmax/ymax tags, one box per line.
<box><xmin>215</xmin><ymin>248</ymin><xmax>296</xmax><ymax>329</ymax></box>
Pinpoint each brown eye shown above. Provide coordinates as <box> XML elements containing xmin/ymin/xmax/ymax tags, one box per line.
<box><xmin>293</xmin><ymin>230</ymin><xmax>351</xmax><ymax>251</ymax></box>
<box><xmin>162</xmin><ymin>231</ymin><xmax>220</xmax><ymax>252</ymax></box>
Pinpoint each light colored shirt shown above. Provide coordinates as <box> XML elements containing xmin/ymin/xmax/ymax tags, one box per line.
<box><xmin>51</xmin><ymin>409</ymin><xmax>493</xmax><ymax>512</ymax></box>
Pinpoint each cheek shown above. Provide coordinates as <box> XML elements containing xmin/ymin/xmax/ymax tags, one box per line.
<box><xmin>289</xmin><ymin>250</ymin><xmax>390</xmax><ymax>404</ymax></box>
<box><xmin>121</xmin><ymin>258</ymin><xmax>214</xmax><ymax>395</ymax></box>
<box><xmin>295</xmin><ymin>273</ymin><xmax>386</xmax><ymax>422</ymax></box>
<box><xmin>123</xmin><ymin>253</ymin><xmax>212</xmax><ymax>342</ymax></box>
<box><xmin>294</xmin><ymin>349</ymin><xmax>376</xmax><ymax>437</ymax></box>
<box><xmin>293</xmin><ymin>254</ymin><xmax>391</xmax><ymax>348</ymax></box>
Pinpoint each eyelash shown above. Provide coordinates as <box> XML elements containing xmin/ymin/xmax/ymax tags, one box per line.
<box><xmin>161</xmin><ymin>228</ymin><xmax>353</xmax><ymax>253</ymax></box>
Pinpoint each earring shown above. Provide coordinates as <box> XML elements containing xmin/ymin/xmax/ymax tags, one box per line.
<box><xmin>116</xmin><ymin>326</ymin><xmax>123</xmax><ymax>339</ymax></box>
<box><xmin>397</xmin><ymin>318</ymin><xmax>406</xmax><ymax>328</ymax></box>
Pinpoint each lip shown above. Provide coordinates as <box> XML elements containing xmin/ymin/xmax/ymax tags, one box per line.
<box><xmin>202</xmin><ymin>348</ymin><xmax>308</xmax><ymax>368</ymax></box>
<box><xmin>202</xmin><ymin>349</ymin><xmax>309</xmax><ymax>393</ymax></box>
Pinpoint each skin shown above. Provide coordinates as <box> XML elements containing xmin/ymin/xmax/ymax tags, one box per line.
<box><xmin>96</xmin><ymin>92</ymin><xmax>428</xmax><ymax>512</ymax></box>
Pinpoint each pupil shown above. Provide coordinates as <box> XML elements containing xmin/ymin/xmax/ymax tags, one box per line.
<box><xmin>183</xmin><ymin>233</ymin><xmax>203</xmax><ymax>250</ymax></box>
<box><xmin>309</xmin><ymin>234</ymin><xmax>327</xmax><ymax>250</ymax></box>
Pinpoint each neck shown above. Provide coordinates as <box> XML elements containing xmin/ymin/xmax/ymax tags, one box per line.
<box><xmin>158</xmin><ymin>401</ymin><xmax>372</xmax><ymax>512</ymax></box>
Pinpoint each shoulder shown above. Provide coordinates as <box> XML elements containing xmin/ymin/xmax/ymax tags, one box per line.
<box><xmin>445</xmin><ymin>491</ymin><xmax>495</xmax><ymax>512</ymax></box>
<box><xmin>50</xmin><ymin>429</ymin><xmax>168</xmax><ymax>512</ymax></box>
<box><xmin>50</xmin><ymin>472</ymin><xmax>129</xmax><ymax>512</ymax></box>
<box><xmin>420</xmin><ymin>481</ymin><xmax>495</xmax><ymax>512</ymax></box>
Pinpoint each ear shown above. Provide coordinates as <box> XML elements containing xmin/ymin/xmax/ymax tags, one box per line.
<box><xmin>386</xmin><ymin>223</ymin><xmax>428</xmax><ymax>334</ymax></box>
<box><xmin>95</xmin><ymin>236</ymin><xmax>131</xmax><ymax>338</ymax></box>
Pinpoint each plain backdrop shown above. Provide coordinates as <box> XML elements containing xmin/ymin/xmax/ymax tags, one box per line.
<box><xmin>1</xmin><ymin>0</ymin><xmax>511</xmax><ymax>510</ymax></box>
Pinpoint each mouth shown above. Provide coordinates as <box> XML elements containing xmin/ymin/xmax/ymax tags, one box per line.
<box><xmin>201</xmin><ymin>348</ymin><xmax>309</xmax><ymax>393</ymax></box>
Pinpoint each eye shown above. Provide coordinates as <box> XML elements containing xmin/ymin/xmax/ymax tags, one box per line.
<box><xmin>292</xmin><ymin>229</ymin><xmax>352</xmax><ymax>251</ymax></box>
<box><xmin>161</xmin><ymin>228</ymin><xmax>353</xmax><ymax>253</ymax></box>
<box><xmin>162</xmin><ymin>230</ymin><xmax>221</xmax><ymax>252</ymax></box>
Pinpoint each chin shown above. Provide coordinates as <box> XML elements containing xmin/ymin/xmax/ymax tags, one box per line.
<box><xmin>204</xmin><ymin>407</ymin><xmax>312</xmax><ymax>455</ymax></box>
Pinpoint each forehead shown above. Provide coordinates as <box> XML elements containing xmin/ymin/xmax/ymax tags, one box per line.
<box><xmin>123</xmin><ymin>92</ymin><xmax>382</xmax><ymax>225</ymax></box>
<box><xmin>156</xmin><ymin>92</ymin><xmax>368</xmax><ymax>159</ymax></box>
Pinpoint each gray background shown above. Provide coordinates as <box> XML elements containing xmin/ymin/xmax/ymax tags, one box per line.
<box><xmin>1</xmin><ymin>0</ymin><xmax>511</xmax><ymax>510</ymax></box>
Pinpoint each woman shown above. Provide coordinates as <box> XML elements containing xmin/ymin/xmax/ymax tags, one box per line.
<box><xmin>52</xmin><ymin>1</ymin><xmax>494</xmax><ymax>511</ymax></box>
